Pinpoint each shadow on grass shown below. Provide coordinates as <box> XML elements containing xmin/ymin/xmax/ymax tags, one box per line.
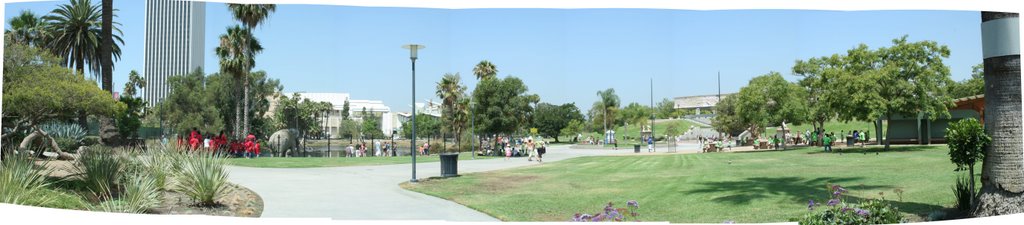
<box><xmin>683</xmin><ymin>176</ymin><xmax>946</xmax><ymax>219</ymax></box>
<box><xmin>804</xmin><ymin>145</ymin><xmax>935</xmax><ymax>155</ymax></box>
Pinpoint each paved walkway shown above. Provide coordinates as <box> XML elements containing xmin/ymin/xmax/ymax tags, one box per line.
<box><xmin>226</xmin><ymin>144</ymin><xmax>697</xmax><ymax>221</ymax></box>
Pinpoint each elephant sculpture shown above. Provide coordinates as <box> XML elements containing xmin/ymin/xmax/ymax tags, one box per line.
<box><xmin>267</xmin><ymin>129</ymin><xmax>300</xmax><ymax>157</ymax></box>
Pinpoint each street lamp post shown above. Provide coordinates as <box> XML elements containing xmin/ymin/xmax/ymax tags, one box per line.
<box><xmin>470</xmin><ymin>97</ymin><xmax>475</xmax><ymax>160</ymax></box>
<box><xmin>403</xmin><ymin>44</ymin><xmax>425</xmax><ymax>183</ymax></box>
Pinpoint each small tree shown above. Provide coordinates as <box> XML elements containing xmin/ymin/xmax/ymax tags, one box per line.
<box><xmin>946</xmin><ymin>118</ymin><xmax>990</xmax><ymax>207</ymax></box>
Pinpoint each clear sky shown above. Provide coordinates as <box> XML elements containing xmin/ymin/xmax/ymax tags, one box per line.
<box><xmin>5</xmin><ymin>1</ymin><xmax>984</xmax><ymax>113</ymax></box>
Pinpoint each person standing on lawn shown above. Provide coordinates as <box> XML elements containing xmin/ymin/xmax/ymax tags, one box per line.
<box><xmin>823</xmin><ymin>134</ymin><xmax>833</xmax><ymax>152</ymax></box>
<box><xmin>647</xmin><ymin>136</ymin><xmax>654</xmax><ymax>152</ymax></box>
<box><xmin>526</xmin><ymin>138</ymin><xmax>536</xmax><ymax>161</ymax></box>
<box><xmin>537</xmin><ymin>140</ymin><xmax>546</xmax><ymax>163</ymax></box>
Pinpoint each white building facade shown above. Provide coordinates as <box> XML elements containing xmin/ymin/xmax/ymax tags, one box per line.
<box><xmin>143</xmin><ymin>0</ymin><xmax>206</xmax><ymax>108</ymax></box>
<box><xmin>274</xmin><ymin>93</ymin><xmax>397</xmax><ymax>139</ymax></box>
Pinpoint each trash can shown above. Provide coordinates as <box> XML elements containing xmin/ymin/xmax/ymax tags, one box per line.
<box><xmin>846</xmin><ymin>136</ymin><xmax>855</xmax><ymax>147</ymax></box>
<box><xmin>440</xmin><ymin>153</ymin><xmax>459</xmax><ymax>177</ymax></box>
<box><xmin>634</xmin><ymin>144</ymin><xmax>641</xmax><ymax>153</ymax></box>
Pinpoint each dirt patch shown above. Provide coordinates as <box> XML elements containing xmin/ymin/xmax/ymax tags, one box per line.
<box><xmin>477</xmin><ymin>174</ymin><xmax>542</xmax><ymax>194</ymax></box>
<box><xmin>151</xmin><ymin>183</ymin><xmax>263</xmax><ymax>217</ymax></box>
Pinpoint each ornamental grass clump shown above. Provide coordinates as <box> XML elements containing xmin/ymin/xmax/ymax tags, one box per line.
<box><xmin>800</xmin><ymin>184</ymin><xmax>904</xmax><ymax>225</ymax></box>
<box><xmin>90</xmin><ymin>171</ymin><xmax>161</xmax><ymax>213</ymax></box>
<box><xmin>74</xmin><ymin>146</ymin><xmax>127</xmax><ymax>201</ymax></box>
<box><xmin>571</xmin><ymin>200</ymin><xmax>641</xmax><ymax>222</ymax></box>
<box><xmin>0</xmin><ymin>150</ymin><xmax>54</xmax><ymax>206</ymax></box>
<box><xmin>173</xmin><ymin>151</ymin><xmax>229</xmax><ymax>206</ymax></box>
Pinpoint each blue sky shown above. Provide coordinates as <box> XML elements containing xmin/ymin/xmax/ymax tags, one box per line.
<box><xmin>5</xmin><ymin>1</ymin><xmax>983</xmax><ymax>113</ymax></box>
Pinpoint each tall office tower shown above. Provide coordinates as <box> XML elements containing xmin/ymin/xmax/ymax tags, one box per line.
<box><xmin>144</xmin><ymin>0</ymin><xmax>205</xmax><ymax>108</ymax></box>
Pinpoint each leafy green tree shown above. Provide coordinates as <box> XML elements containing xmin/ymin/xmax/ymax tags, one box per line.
<box><xmin>711</xmin><ymin>95</ymin><xmax>746</xmax><ymax>136</ymax></box>
<box><xmin>656</xmin><ymin>98</ymin><xmax>677</xmax><ymax>119</ymax></box>
<box><xmin>734</xmin><ymin>72</ymin><xmax>808</xmax><ymax>139</ymax></box>
<box><xmin>532</xmin><ymin>102</ymin><xmax>583</xmax><ymax>142</ymax></box>
<box><xmin>153</xmin><ymin>69</ymin><xmax>224</xmax><ymax>136</ymax></box>
<box><xmin>560</xmin><ymin>119</ymin><xmax>586</xmax><ymax>143</ymax></box>
<box><xmin>948</xmin><ymin>63</ymin><xmax>985</xmax><ymax>99</ymax></box>
<box><xmin>43</xmin><ymin>0</ymin><xmax>123</xmax><ymax>77</ymax></box>
<box><xmin>866</xmin><ymin>36</ymin><xmax>954</xmax><ymax>150</ymax></box>
<box><xmin>473</xmin><ymin>60</ymin><xmax>498</xmax><ymax>80</ymax></box>
<box><xmin>2</xmin><ymin>40</ymin><xmax>123</xmax><ymax>154</ymax></box>
<box><xmin>401</xmin><ymin>114</ymin><xmax>440</xmax><ymax>142</ymax></box>
<box><xmin>664</xmin><ymin>122</ymin><xmax>683</xmax><ymax>138</ymax></box>
<box><xmin>471</xmin><ymin>76</ymin><xmax>535</xmax><ymax>144</ymax></box>
<box><xmin>206</xmin><ymin>70</ymin><xmax>280</xmax><ymax>138</ymax></box>
<box><xmin>946</xmin><ymin>118</ymin><xmax>990</xmax><ymax>207</ymax></box>
<box><xmin>341</xmin><ymin>99</ymin><xmax>350</xmax><ymax>120</ymax></box>
<box><xmin>360</xmin><ymin>110</ymin><xmax>384</xmax><ymax>141</ymax></box>
<box><xmin>339</xmin><ymin>119</ymin><xmax>361</xmax><ymax>143</ymax></box>
<box><xmin>621</xmin><ymin>102</ymin><xmax>653</xmax><ymax>134</ymax></box>
<box><xmin>115</xmin><ymin>69</ymin><xmax>146</xmax><ymax>139</ymax></box>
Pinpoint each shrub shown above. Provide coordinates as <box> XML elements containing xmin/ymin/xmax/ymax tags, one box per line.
<box><xmin>137</xmin><ymin>143</ymin><xmax>183</xmax><ymax>190</ymax></box>
<box><xmin>39</xmin><ymin>121</ymin><xmax>87</xmax><ymax>151</ymax></box>
<box><xmin>945</xmin><ymin>118</ymin><xmax>989</xmax><ymax>209</ymax></box>
<box><xmin>952</xmin><ymin>175</ymin><xmax>975</xmax><ymax>212</ymax></box>
<box><xmin>74</xmin><ymin>146</ymin><xmax>127</xmax><ymax>201</ymax></box>
<box><xmin>800</xmin><ymin>184</ymin><xmax>904</xmax><ymax>225</ymax></box>
<box><xmin>91</xmin><ymin>171</ymin><xmax>161</xmax><ymax>213</ymax></box>
<box><xmin>173</xmin><ymin>151</ymin><xmax>229</xmax><ymax>206</ymax></box>
<box><xmin>0</xmin><ymin>150</ymin><xmax>55</xmax><ymax>206</ymax></box>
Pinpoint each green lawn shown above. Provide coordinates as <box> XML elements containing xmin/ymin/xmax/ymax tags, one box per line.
<box><xmin>402</xmin><ymin>145</ymin><xmax>965</xmax><ymax>223</ymax></box>
<box><xmin>227</xmin><ymin>152</ymin><xmax>496</xmax><ymax>168</ymax></box>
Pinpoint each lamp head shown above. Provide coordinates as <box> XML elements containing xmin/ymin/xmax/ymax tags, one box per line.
<box><xmin>402</xmin><ymin>44</ymin><xmax>425</xmax><ymax>60</ymax></box>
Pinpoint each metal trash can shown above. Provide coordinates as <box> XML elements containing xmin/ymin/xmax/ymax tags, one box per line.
<box><xmin>846</xmin><ymin>136</ymin><xmax>855</xmax><ymax>147</ymax></box>
<box><xmin>634</xmin><ymin>144</ymin><xmax>641</xmax><ymax>153</ymax></box>
<box><xmin>440</xmin><ymin>153</ymin><xmax>459</xmax><ymax>177</ymax></box>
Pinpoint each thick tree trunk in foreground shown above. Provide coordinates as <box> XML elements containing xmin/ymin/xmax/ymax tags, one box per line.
<box><xmin>974</xmin><ymin>11</ymin><xmax>1024</xmax><ymax>217</ymax></box>
<box><xmin>243</xmin><ymin>73</ymin><xmax>251</xmax><ymax>138</ymax></box>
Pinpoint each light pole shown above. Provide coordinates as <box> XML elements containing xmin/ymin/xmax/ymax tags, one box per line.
<box><xmin>470</xmin><ymin>97</ymin><xmax>475</xmax><ymax>160</ymax></box>
<box><xmin>403</xmin><ymin>44</ymin><xmax>424</xmax><ymax>183</ymax></box>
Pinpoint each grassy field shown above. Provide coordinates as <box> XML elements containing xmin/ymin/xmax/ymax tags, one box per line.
<box><xmin>402</xmin><ymin>145</ymin><xmax>965</xmax><ymax>223</ymax></box>
<box><xmin>227</xmin><ymin>152</ymin><xmax>496</xmax><ymax>168</ymax></box>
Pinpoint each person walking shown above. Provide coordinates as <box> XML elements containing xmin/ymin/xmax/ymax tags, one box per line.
<box><xmin>537</xmin><ymin>140</ymin><xmax>546</xmax><ymax>163</ymax></box>
<box><xmin>526</xmin><ymin>138</ymin><xmax>536</xmax><ymax>161</ymax></box>
<box><xmin>374</xmin><ymin>140</ymin><xmax>382</xmax><ymax>157</ymax></box>
<box><xmin>647</xmin><ymin>136</ymin><xmax>654</xmax><ymax>152</ymax></box>
<box><xmin>504</xmin><ymin>140</ymin><xmax>512</xmax><ymax>160</ymax></box>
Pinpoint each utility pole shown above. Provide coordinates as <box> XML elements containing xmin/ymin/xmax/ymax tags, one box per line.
<box><xmin>650</xmin><ymin>77</ymin><xmax>655</xmax><ymax>152</ymax></box>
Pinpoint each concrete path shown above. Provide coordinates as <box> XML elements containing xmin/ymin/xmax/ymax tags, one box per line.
<box><xmin>226</xmin><ymin>144</ymin><xmax>697</xmax><ymax>221</ymax></box>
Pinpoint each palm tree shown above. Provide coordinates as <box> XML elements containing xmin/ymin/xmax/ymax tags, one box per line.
<box><xmin>473</xmin><ymin>60</ymin><xmax>498</xmax><ymax>80</ymax></box>
<box><xmin>974</xmin><ymin>11</ymin><xmax>1024</xmax><ymax>217</ymax></box>
<box><xmin>215</xmin><ymin>25</ymin><xmax>262</xmax><ymax>140</ymax></box>
<box><xmin>43</xmin><ymin>0</ymin><xmax>123</xmax><ymax>78</ymax></box>
<box><xmin>6</xmin><ymin>10</ymin><xmax>48</xmax><ymax>47</ymax></box>
<box><xmin>596</xmin><ymin>88</ymin><xmax>620</xmax><ymax>136</ymax></box>
<box><xmin>436</xmin><ymin>73</ymin><xmax>468</xmax><ymax>152</ymax></box>
<box><xmin>227</xmin><ymin>3</ymin><xmax>276</xmax><ymax>139</ymax></box>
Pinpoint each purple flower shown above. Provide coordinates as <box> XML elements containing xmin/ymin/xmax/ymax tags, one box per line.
<box><xmin>604</xmin><ymin>203</ymin><xmax>614</xmax><ymax>214</ymax></box>
<box><xmin>855</xmin><ymin>209</ymin><xmax>870</xmax><ymax>217</ymax></box>
<box><xmin>572</xmin><ymin>213</ymin><xmax>583</xmax><ymax>222</ymax></box>
<box><xmin>808</xmin><ymin>200</ymin><xmax>816</xmax><ymax>210</ymax></box>
<box><xmin>592</xmin><ymin>213</ymin><xmax>604</xmax><ymax>222</ymax></box>
<box><xmin>842</xmin><ymin>207</ymin><xmax>851</xmax><ymax>213</ymax></box>
<box><xmin>579</xmin><ymin>214</ymin><xmax>593</xmax><ymax>222</ymax></box>
<box><xmin>627</xmin><ymin>200</ymin><xmax>640</xmax><ymax>208</ymax></box>
<box><xmin>609</xmin><ymin>210</ymin><xmax>623</xmax><ymax>221</ymax></box>
<box><xmin>827</xmin><ymin>199</ymin><xmax>840</xmax><ymax>206</ymax></box>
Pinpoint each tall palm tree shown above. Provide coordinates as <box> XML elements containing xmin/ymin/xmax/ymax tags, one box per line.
<box><xmin>473</xmin><ymin>60</ymin><xmax>498</xmax><ymax>80</ymax></box>
<box><xmin>974</xmin><ymin>11</ymin><xmax>1024</xmax><ymax>216</ymax></box>
<box><xmin>227</xmin><ymin>3</ymin><xmax>276</xmax><ymax>139</ymax></box>
<box><xmin>6</xmin><ymin>10</ymin><xmax>48</xmax><ymax>47</ymax></box>
<box><xmin>215</xmin><ymin>25</ymin><xmax>262</xmax><ymax>139</ymax></box>
<box><xmin>436</xmin><ymin>73</ymin><xmax>468</xmax><ymax>152</ymax></box>
<box><xmin>43</xmin><ymin>0</ymin><xmax>123</xmax><ymax>79</ymax></box>
<box><xmin>596</xmin><ymin>88</ymin><xmax>620</xmax><ymax>135</ymax></box>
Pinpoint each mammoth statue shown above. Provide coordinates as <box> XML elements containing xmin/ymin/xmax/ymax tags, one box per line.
<box><xmin>267</xmin><ymin>129</ymin><xmax>301</xmax><ymax>157</ymax></box>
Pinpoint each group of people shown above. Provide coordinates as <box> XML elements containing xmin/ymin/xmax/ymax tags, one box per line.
<box><xmin>345</xmin><ymin>140</ymin><xmax>398</xmax><ymax>157</ymax></box>
<box><xmin>501</xmin><ymin>136</ymin><xmax>546</xmax><ymax>162</ymax></box>
<box><xmin>168</xmin><ymin>127</ymin><xmax>261</xmax><ymax>158</ymax></box>
<box><xmin>699</xmin><ymin>135</ymin><xmax>733</xmax><ymax>152</ymax></box>
<box><xmin>804</xmin><ymin>129</ymin><xmax>870</xmax><ymax>152</ymax></box>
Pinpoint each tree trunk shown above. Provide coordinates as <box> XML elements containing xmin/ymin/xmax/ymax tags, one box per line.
<box><xmin>970</xmin><ymin>164</ymin><xmax>977</xmax><ymax>208</ymax></box>
<box><xmin>974</xmin><ymin>11</ymin><xmax>1024</xmax><ymax>217</ymax></box>
<box><xmin>243</xmin><ymin>72</ymin><xmax>251</xmax><ymax>138</ymax></box>
<box><xmin>101</xmin><ymin>0</ymin><xmax>113</xmax><ymax>93</ymax></box>
<box><xmin>235</xmin><ymin>83</ymin><xmax>242</xmax><ymax>140</ymax></box>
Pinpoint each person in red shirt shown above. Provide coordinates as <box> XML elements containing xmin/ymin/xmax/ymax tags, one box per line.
<box><xmin>244</xmin><ymin>133</ymin><xmax>256</xmax><ymax>158</ymax></box>
<box><xmin>189</xmin><ymin>128</ymin><xmax>200</xmax><ymax>151</ymax></box>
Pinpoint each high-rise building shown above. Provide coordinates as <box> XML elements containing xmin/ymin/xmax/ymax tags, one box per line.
<box><xmin>143</xmin><ymin>0</ymin><xmax>205</xmax><ymax>108</ymax></box>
